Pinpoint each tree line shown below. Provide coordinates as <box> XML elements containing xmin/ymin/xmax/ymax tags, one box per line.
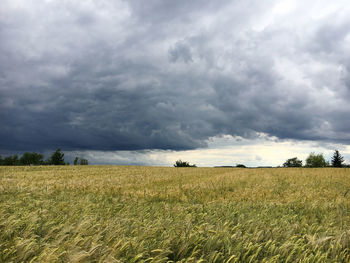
<box><xmin>174</xmin><ymin>150</ymin><xmax>348</xmax><ymax>168</ymax></box>
<box><xmin>283</xmin><ymin>150</ymin><xmax>347</xmax><ymax>168</ymax></box>
<box><xmin>1</xmin><ymin>149</ymin><xmax>347</xmax><ymax>168</ymax></box>
<box><xmin>0</xmin><ymin>149</ymin><xmax>88</xmax><ymax>166</ymax></box>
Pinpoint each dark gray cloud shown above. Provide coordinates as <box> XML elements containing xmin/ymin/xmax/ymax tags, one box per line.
<box><xmin>169</xmin><ymin>41</ymin><xmax>193</xmax><ymax>63</ymax></box>
<box><xmin>1</xmin><ymin>0</ymin><xmax>350</xmax><ymax>153</ymax></box>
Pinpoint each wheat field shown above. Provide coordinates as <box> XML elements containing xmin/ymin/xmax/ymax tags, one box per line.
<box><xmin>1</xmin><ymin>166</ymin><xmax>350</xmax><ymax>262</ymax></box>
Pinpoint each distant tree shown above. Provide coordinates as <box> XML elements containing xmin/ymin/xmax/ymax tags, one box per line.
<box><xmin>305</xmin><ymin>153</ymin><xmax>327</xmax><ymax>167</ymax></box>
<box><xmin>13</xmin><ymin>154</ymin><xmax>19</xmax><ymax>165</ymax></box>
<box><xmin>34</xmin><ymin>153</ymin><xmax>44</xmax><ymax>165</ymax></box>
<box><xmin>331</xmin><ymin>150</ymin><xmax>344</xmax><ymax>167</ymax></box>
<box><xmin>20</xmin><ymin>152</ymin><xmax>32</xmax><ymax>165</ymax></box>
<box><xmin>174</xmin><ymin>160</ymin><xmax>196</xmax><ymax>167</ymax></box>
<box><xmin>0</xmin><ymin>155</ymin><xmax>3</xmax><ymax>165</ymax></box>
<box><xmin>283</xmin><ymin>157</ymin><xmax>302</xmax><ymax>167</ymax></box>
<box><xmin>74</xmin><ymin>157</ymin><xmax>79</xmax><ymax>165</ymax></box>
<box><xmin>49</xmin><ymin>149</ymin><xmax>65</xmax><ymax>165</ymax></box>
<box><xmin>3</xmin><ymin>156</ymin><xmax>13</xmax><ymax>165</ymax></box>
<box><xmin>79</xmin><ymin>158</ymin><xmax>88</xmax><ymax>165</ymax></box>
<box><xmin>236</xmin><ymin>164</ymin><xmax>246</xmax><ymax>168</ymax></box>
<box><xmin>3</xmin><ymin>154</ymin><xmax>20</xmax><ymax>166</ymax></box>
<box><xmin>20</xmin><ymin>152</ymin><xmax>44</xmax><ymax>165</ymax></box>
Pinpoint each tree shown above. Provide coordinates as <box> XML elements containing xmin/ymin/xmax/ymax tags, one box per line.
<box><xmin>74</xmin><ymin>157</ymin><xmax>79</xmax><ymax>165</ymax></box>
<box><xmin>331</xmin><ymin>150</ymin><xmax>344</xmax><ymax>167</ymax></box>
<box><xmin>3</xmin><ymin>156</ymin><xmax>13</xmax><ymax>165</ymax></box>
<box><xmin>49</xmin><ymin>149</ymin><xmax>65</xmax><ymax>165</ymax></box>
<box><xmin>283</xmin><ymin>157</ymin><xmax>302</xmax><ymax>167</ymax></box>
<box><xmin>79</xmin><ymin>158</ymin><xmax>88</xmax><ymax>165</ymax></box>
<box><xmin>0</xmin><ymin>155</ymin><xmax>3</xmax><ymax>165</ymax></box>
<box><xmin>20</xmin><ymin>152</ymin><xmax>33</xmax><ymax>165</ymax></box>
<box><xmin>305</xmin><ymin>153</ymin><xmax>327</xmax><ymax>167</ymax></box>
<box><xmin>236</xmin><ymin>164</ymin><xmax>246</xmax><ymax>168</ymax></box>
<box><xmin>3</xmin><ymin>155</ymin><xmax>20</xmax><ymax>166</ymax></box>
<box><xmin>174</xmin><ymin>160</ymin><xmax>196</xmax><ymax>167</ymax></box>
<box><xmin>20</xmin><ymin>152</ymin><xmax>44</xmax><ymax>165</ymax></box>
<box><xmin>33</xmin><ymin>153</ymin><xmax>44</xmax><ymax>165</ymax></box>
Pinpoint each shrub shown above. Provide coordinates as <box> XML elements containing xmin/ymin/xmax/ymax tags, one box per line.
<box><xmin>174</xmin><ymin>160</ymin><xmax>196</xmax><ymax>167</ymax></box>
<box><xmin>79</xmin><ymin>158</ymin><xmax>88</xmax><ymax>165</ymax></box>
<box><xmin>283</xmin><ymin>157</ymin><xmax>302</xmax><ymax>167</ymax></box>
<box><xmin>305</xmin><ymin>153</ymin><xmax>327</xmax><ymax>167</ymax></box>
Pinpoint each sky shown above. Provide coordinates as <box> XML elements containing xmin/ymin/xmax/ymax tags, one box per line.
<box><xmin>1</xmin><ymin>0</ymin><xmax>350</xmax><ymax>166</ymax></box>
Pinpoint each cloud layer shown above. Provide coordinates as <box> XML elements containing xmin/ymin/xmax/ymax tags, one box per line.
<box><xmin>1</xmin><ymin>0</ymin><xmax>350</xmax><ymax>152</ymax></box>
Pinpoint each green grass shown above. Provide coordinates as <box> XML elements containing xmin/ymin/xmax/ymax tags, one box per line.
<box><xmin>1</xmin><ymin>166</ymin><xmax>350</xmax><ymax>262</ymax></box>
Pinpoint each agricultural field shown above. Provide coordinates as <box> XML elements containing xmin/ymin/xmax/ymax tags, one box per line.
<box><xmin>1</xmin><ymin>166</ymin><xmax>350</xmax><ymax>262</ymax></box>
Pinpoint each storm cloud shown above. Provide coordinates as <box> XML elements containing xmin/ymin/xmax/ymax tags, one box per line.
<box><xmin>1</xmin><ymin>0</ymin><xmax>350</xmax><ymax>152</ymax></box>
